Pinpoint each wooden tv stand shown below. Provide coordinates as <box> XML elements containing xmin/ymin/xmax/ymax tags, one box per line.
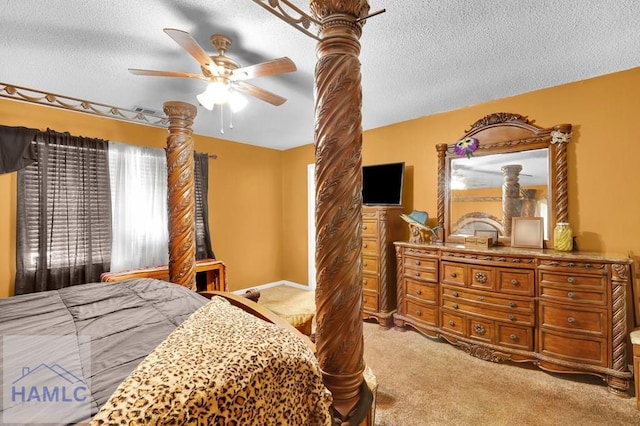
<box><xmin>394</xmin><ymin>241</ymin><xmax>634</xmax><ymax>396</ymax></box>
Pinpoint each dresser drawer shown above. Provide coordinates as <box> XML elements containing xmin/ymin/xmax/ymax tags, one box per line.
<box><xmin>362</xmin><ymin>255</ymin><xmax>378</xmax><ymax>274</ymax></box>
<box><xmin>441</xmin><ymin>262</ymin><xmax>466</xmax><ymax>286</ymax></box>
<box><xmin>442</xmin><ymin>298</ymin><xmax>534</xmax><ymax>325</ymax></box>
<box><xmin>362</xmin><ymin>220</ymin><xmax>378</xmax><ymax>237</ymax></box>
<box><xmin>403</xmin><ymin>255</ymin><xmax>438</xmax><ymax>271</ymax></box>
<box><xmin>442</xmin><ymin>286</ymin><xmax>534</xmax><ymax>315</ymax></box>
<box><xmin>498</xmin><ymin>269</ymin><xmax>534</xmax><ymax>296</ymax></box>
<box><xmin>362</xmin><ymin>291</ymin><xmax>378</xmax><ymax>311</ymax></box>
<box><xmin>497</xmin><ymin>323</ymin><xmax>534</xmax><ymax>351</ymax></box>
<box><xmin>362</xmin><ymin>273</ymin><xmax>379</xmax><ymax>292</ymax></box>
<box><xmin>362</xmin><ymin>238</ymin><xmax>379</xmax><ymax>255</ymax></box>
<box><xmin>539</xmin><ymin>330</ymin><xmax>606</xmax><ymax>366</ymax></box>
<box><xmin>404</xmin><ymin>265</ymin><xmax>438</xmax><ymax>283</ymax></box>
<box><xmin>405</xmin><ymin>299</ymin><xmax>438</xmax><ymax>326</ymax></box>
<box><xmin>469</xmin><ymin>266</ymin><xmax>495</xmax><ymax>291</ymax></box>
<box><xmin>539</xmin><ymin>303</ymin><xmax>606</xmax><ymax>336</ymax></box>
<box><xmin>539</xmin><ymin>271</ymin><xmax>606</xmax><ymax>291</ymax></box>
<box><xmin>405</xmin><ymin>279</ymin><xmax>437</xmax><ymax>304</ymax></box>
<box><xmin>441</xmin><ymin>311</ymin><xmax>465</xmax><ymax>336</ymax></box>
<box><xmin>467</xmin><ymin>317</ymin><xmax>494</xmax><ymax>343</ymax></box>
<box><xmin>539</xmin><ymin>285</ymin><xmax>606</xmax><ymax>305</ymax></box>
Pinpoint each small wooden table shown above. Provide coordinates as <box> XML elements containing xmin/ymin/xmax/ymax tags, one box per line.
<box><xmin>100</xmin><ymin>259</ymin><xmax>227</xmax><ymax>292</ymax></box>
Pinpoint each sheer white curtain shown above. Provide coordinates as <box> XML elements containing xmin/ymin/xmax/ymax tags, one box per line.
<box><xmin>108</xmin><ymin>142</ymin><xmax>168</xmax><ymax>272</ymax></box>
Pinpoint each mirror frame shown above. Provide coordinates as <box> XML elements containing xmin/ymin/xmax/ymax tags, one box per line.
<box><xmin>436</xmin><ymin>112</ymin><xmax>572</xmax><ymax>247</ymax></box>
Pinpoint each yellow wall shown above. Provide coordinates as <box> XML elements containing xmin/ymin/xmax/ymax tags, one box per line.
<box><xmin>0</xmin><ymin>100</ymin><xmax>284</xmax><ymax>297</ymax></box>
<box><xmin>281</xmin><ymin>67</ymin><xmax>640</xmax><ymax>285</ymax></box>
<box><xmin>2</xmin><ymin>66</ymin><xmax>639</xmax><ymax>297</ymax></box>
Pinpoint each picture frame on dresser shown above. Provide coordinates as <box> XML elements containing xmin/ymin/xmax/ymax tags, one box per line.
<box><xmin>511</xmin><ymin>217</ymin><xmax>544</xmax><ymax>249</ymax></box>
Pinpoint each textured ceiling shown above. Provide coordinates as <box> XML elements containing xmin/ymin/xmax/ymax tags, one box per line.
<box><xmin>2</xmin><ymin>1</ymin><xmax>639</xmax><ymax>150</ymax></box>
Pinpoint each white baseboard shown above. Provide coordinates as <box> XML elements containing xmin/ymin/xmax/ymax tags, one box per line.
<box><xmin>232</xmin><ymin>280</ymin><xmax>313</xmax><ymax>295</ymax></box>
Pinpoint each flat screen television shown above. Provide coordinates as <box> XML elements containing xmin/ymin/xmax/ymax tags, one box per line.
<box><xmin>362</xmin><ymin>162</ymin><xmax>405</xmax><ymax>206</ymax></box>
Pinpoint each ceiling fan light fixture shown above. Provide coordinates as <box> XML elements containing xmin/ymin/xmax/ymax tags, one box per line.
<box><xmin>229</xmin><ymin>91</ymin><xmax>248</xmax><ymax>112</ymax></box>
<box><xmin>197</xmin><ymin>80</ymin><xmax>230</xmax><ymax>110</ymax></box>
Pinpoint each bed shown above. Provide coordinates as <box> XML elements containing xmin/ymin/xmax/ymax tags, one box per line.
<box><xmin>0</xmin><ymin>278</ymin><xmax>331</xmax><ymax>424</ymax></box>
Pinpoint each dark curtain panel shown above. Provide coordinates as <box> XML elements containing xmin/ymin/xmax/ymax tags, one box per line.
<box><xmin>194</xmin><ymin>152</ymin><xmax>215</xmax><ymax>260</ymax></box>
<box><xmin>15</xmin><ymin>130</ymin><xmax>112</xmax><ymax>294</ymax></box>
<box><xmin>0</xmin><ymin>125</ymin><xmax>38</xmax><ymax>173</ymax></box>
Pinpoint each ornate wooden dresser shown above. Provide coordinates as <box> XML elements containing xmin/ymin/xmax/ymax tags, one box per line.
<box><xmin>361</xmin><ymin>206</ymin><xmax>404</xmax><ymax>326</ymax></box>
<box><xmin>394</xmin><ymin>241</ymin><xmax>634</xmax><ymax>395</ymax></box>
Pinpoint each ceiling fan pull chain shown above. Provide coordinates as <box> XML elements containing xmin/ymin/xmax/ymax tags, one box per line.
<box><xmin>229</xmin><ymin>106</ymin><xmax>234</xmax><ymax>130</ymax></box>
<box><xmin>219</xmin><ymin>105</ymin><xmax>224</xmax><ymax>134</ymax></box>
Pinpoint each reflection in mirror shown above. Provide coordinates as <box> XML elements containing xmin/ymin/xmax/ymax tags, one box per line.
<box><xmin>449</xmin><ymin>149</ymin><xmax>550</xmax><ymax>239</ymax></box>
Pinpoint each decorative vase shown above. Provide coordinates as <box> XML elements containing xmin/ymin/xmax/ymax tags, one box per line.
<box><xmin>554</xmin><ymin>222</ymin><xmax>573</xmax><ymax>251</ymax></box>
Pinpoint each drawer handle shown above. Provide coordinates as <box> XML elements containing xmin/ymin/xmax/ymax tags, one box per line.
<box><xmin>363</xmin><ymin>243</ymin><xmax>368</xmax><ymax>248</ymax></box>
<box><xmin>478</xmin><ymin>296</ymin><xmax>485</xmax><ymax>301</ymax></box>
<box><xmin>450</xmin><ymin>272</ymin><xmax>457</xmax><ymax>278</ymax></box>
<box><xmin>508</xmin><ymin>315</ymin><xmax>516</xmax><ymax>321</ymax></box>
<box><xmin>416</xmin><ymin>310</ymin><xmax>422</xmax><ymax>317</ymax></box>
<box><xmin>415</xmin><ymin>260</ymin><xmax>421</xmax><ymax>266</ymax></box>
<box><xmin>449</xmin><ymin>320</ymin><xmax>455</xmax><ymax>326</ymax></box>
<box><xmin>363</xmin><ymin>262</ymin><xmax>368</xmax><ymax>267</ymax></box>
<box><xmin>363</xmin><ymin>225</ymin><xmax>367</xmax><ymax>230</ymax></box>
<box><xmin>414</xmin><ymin>271</ymin><xmax>420</xmax><ymax>277</ymax></box>
<box><xmin>509</xmin><ymin>302</ymin><xmax>517</xmax><ymax>308</ymax></box>
<box><xmin>416</xmin><ymin>289</ymin><xmax>422</xmax><ymax>296</ymax></box>
<box><xmin>363</xmin><ymin>279</ymin><xmax>367</xmax><ymax>285</ymax></box>
<box><xmin>511</xmin><ymin>279</ymin><xmax>519</xmax><ymax>286</ymax></box>
<box><xmin>452</xmin><ymin>303</ymin><xmax>459</xmax><ymax>309</ymax></box>
<box><xmin>452</xmin><ymin>291</ymin><xmax>459</xmax><ymax>297</ymax></box>
<box><xmin>509</xmin><ymin>334</ymin><xmax>518</xmax><ymax>341</ymax></box>
<box><xmin>473</xmin><ymin>324</ymin><xmax>486</xmax><ymax>335</ymax></box>
<box><xmin>567</xmin><ymin>277</ymin><xmax>576</xmax><ymax>284</ymax></box>
<box><xmin>567</xmin><ymin>292</ymin><xmax>576</xmax><ymax>299</ymax></box>
<box><xmin>567</xmin><ymin>316</ymin><xmax>576</xmax><ymax>323</ymax></box>
<box><xmin>474</xmin><ymin>272</ymin><xmax>488</xmax><ymax>283</ymax></box>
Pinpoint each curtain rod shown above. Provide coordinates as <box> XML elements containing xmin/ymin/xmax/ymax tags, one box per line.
<box><xmin>1</xmin><ymin>82</ymin><xmax>169</xmax><ymax>128</ymax></box>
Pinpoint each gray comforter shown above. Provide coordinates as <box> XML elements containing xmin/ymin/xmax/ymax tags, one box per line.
<box><xmin>0</xmin><ymin>278</ymin><xmax>208</xmax><ymax>424</ymax></box>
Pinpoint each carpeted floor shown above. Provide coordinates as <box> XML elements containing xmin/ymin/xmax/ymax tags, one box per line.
<box><xmin>258</xmin><ymin>285</ymin><xmax>639</xmax><ymax>425</ymax></box>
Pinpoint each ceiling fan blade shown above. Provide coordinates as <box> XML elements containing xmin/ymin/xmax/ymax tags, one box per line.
<box><xmin>231</xmin><ymin>57</ymin><xmax>297</xmax><ymax>80</ymax></box>
<box><xmin>163</xmin><ymin>28</ymin><xmax>212</xmax><ymax>68</ymax></box>
<box><xmin>233</xmin><ymin>81</ymin><xmax>286</xmax><ymax>106</ymax></box>
<box><xmin>128</xmin><ymin>68</ymin><xmax>207</xmax><ymax>80</ymax></box>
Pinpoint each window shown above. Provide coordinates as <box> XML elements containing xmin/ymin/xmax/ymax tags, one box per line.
<box><xmin>16</xmin><ymin>132</ymin><xmax>112</xmax><ymax>294</ymax></box>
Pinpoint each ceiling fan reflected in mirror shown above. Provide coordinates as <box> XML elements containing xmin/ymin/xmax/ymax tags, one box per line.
<box><xmin>129</xmin><ymin>28</ymin><xmax>297</xmax><ymax>113</ymax></box>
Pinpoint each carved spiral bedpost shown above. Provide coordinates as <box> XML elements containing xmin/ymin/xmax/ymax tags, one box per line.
<box><xmin>310</xmin><ymin>0</ymin><xmax>372</xmax><ymax>423</ymax></box>
<box><xmin>163</xmin><ymin>101</ymin><xmax>198</xmax><ymax>290</ymax></box>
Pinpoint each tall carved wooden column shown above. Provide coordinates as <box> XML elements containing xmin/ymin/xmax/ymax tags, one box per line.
<box><xmin>436</xmin><ymin>143</ymin><xmax>448</xmax><ymax>231</ymax></box>
<box><xmin>310</xmin><ymin>0</ymin><xmax>372</xmax><ymax>423</ymax></box>
<box><xmin>163</xmin><ymin>101</ymin><xmax>198</xmax><ymax>290</ymax></box>
<box><xmin>551</xmin><ymin>126</ymin><xmax>571</xmax><ymax>224</ymax></box>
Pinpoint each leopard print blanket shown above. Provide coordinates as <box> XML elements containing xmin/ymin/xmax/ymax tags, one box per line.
<box><xmin>90</xmin><ymin>296</ymin><xmax>332</xmax><ymax>425</ymax></box>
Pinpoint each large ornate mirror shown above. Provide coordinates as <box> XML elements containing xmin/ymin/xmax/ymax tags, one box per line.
<box><xmin>436</xmin><ymin>113</ymin><xmax>572</xmax><ymax>247</ymax></box>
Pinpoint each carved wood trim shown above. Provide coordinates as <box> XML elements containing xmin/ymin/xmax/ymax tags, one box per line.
<box><xmin>441</xmin><ymin>251</ymin><xmax>535</xmax><ymax>266</ymax></box>
<box><xmin>538</xmin><ymin>260</ymin><xmax>607</xmax><ymax>271</ymax></box>
<box><xmin>466</xmin><ymin>112</ymin><xmax>532</xmax><ymax>132</ymax></box>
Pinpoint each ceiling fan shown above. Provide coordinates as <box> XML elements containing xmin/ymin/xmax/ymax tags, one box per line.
<box><xmin>129</xmin><ymin>28</ymin><xmax>296</xmax><ymax>110</ymax></box>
